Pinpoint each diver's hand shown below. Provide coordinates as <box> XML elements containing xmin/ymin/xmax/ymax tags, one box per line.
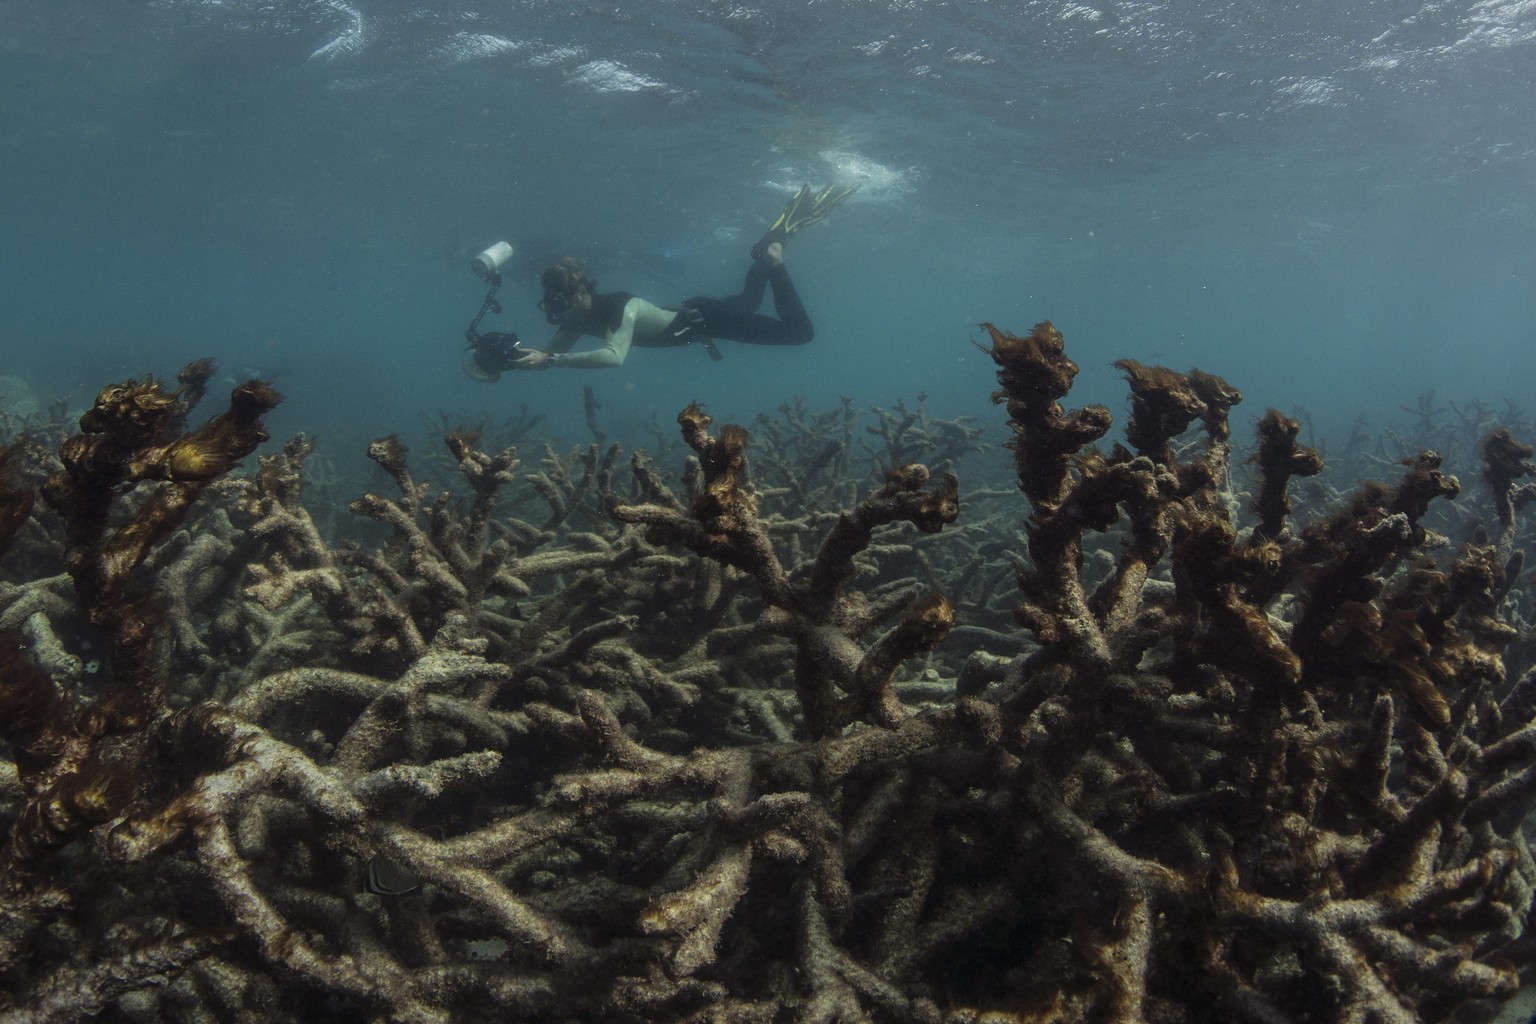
<box><xmin>511</xmin><ymin>349</ymin><xmax>551</xmax><ymax>370</ymax></box>
<box><xmin>671</xmin><ymin>306</ymin><xmax>705</xmax><ymax>337</ymax></box>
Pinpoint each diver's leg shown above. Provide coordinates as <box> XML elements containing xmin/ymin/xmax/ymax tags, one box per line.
<box><xmin>686</xmin><ymin>246</ymin><xmax>813</xmax><ymax>346</ymax></box>
<box><xmin>716</xmin><ymin>261</ymin><xmax>772</xmax><ymax>314</ymax></box>
<box><xmin>697</xmin><ymin>264</ymin><xmax>813</xmax><ymax>346</ymax></box>
<box><xmin>761</xmin><ymin>263</ymin><xmax>813</xmax><ymax>344</ymax></box>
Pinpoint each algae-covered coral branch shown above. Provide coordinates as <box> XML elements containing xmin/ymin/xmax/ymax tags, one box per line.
<box><xmin>0</xmin><ymin>441</ymin><xmax>33</xmax><ymax>555</ymax></box>
<box><xmin>43</xmin><ymin>375</ymin><xmax>280</xmax><ymax>697</ymax></box>
<box><xmin>0</xmin><ymin>369</ymin><xmax>281</xmax><ymax>1015</ymax></box>
<box><xmin>614</xmin><ymin>402</ymin><xmax>959</xmax><ymax>737</ymax></box>
<box><xmin>1</xmin><ymin>374</ymin><xmax>279</xmax><ymax>880</ymax></box>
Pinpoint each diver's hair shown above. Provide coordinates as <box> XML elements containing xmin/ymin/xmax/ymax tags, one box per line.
<box><xmin>540</xmin><ymin>257</ymin><xmax>596</xmax><ymax>298</ymax></box>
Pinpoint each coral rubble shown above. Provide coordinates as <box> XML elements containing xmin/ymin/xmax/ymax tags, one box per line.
<box><xmin>0</xmin><ymin>329</ymin><xmax>1533</xmax><ymax>1024</ymax></box>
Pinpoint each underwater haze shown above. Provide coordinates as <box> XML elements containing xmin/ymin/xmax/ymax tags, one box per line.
<box><xmin>9</xmin><ymin>4</ymin><xmax>1536</xmax><ymax>1020</ymax></box>
<box><xmin>2</xmin><ymin>0</ymin><xmax>1534</xmax><ymax>450</ymax></box>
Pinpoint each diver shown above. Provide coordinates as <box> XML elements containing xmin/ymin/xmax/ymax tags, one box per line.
<box><xmin>462</xmin><ymin>184</ymin><xmax>857</xmax><ymax>380</ymax></box>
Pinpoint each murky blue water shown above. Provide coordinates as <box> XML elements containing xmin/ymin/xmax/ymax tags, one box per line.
<box><xmin>2</xmin><ymin>0</ymin><xmax>1532</xmax><ymax>456</ymax></box>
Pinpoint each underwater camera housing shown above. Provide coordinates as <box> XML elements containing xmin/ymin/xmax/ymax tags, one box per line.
<box><xmin>463</xmin><ymin>238</ymin><xmax>521</xmax><ymax>381</ymax></box>
<box><xmin>463</xmin><ymin>331</ymin><xmax>523</xmax><ymax>383</ymax></box>
<box><xmin>471</xmin><ymin>241</ymin><xmax>514</xmax><ymax>280</ymax></box>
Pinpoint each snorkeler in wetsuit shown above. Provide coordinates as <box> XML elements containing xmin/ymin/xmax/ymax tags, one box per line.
<box><xmin>464</xmin><ymin>184</ymin><xmax>856</xmax><ymax>378</ymax></box>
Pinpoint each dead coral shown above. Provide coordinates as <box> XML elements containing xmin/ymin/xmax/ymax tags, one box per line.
<box><xmin>1252</xmin><ymin>408</ymin><xmax>1324</xmax><ymax>542</ymax></box>
<box><xmin>5</xmin><ymin>374</ymin><xmax>280</xmax><ymax>869</ymax></box>
<box><xmin>1481</xmin><ymin>427</ymin><xmax>1536</xmax><ymax>557</ymax></box>
<box><xmin>1</xmin><ymin>335</ymin><xmax>1534</xmax><ymax>1024</ymax></box>
<box><xmin>979</xmin><ymin>321</ymin><xmax>1531</xmax><ymax>1021</ymax></box>
<box><xmin>614</xmin><ymin>402</ymin><xmax>959</xmax><ymax>737</ymax></box>
<box><xmin>0</xmin><ymin>441</ymin><xmax>33</xmax><ymax>556</ymax></box>
<box><xmin>1</xmin><ymin>369</ymin><xmax>280</xmax><ymax>1014</ymax></box>
<box><xmin>236</xmin><ymin>427</ymin><xmax>635</xmax><ymax>677</ymax></box>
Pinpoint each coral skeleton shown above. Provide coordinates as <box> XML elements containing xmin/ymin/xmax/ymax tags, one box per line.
<box><xmin>0</xmin><ymin>333</ymin><xmax>1533</xmax><ymax>1024</ymax></box>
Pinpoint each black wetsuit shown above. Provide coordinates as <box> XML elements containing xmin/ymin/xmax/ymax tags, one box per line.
<box><xmin>639</xmin><ymin>261</ymin><xmax>813</xmax><ymax>349</ymax></box>
<box><xmin>548</xmin><ymin>260</ymin><xmax>814</xmax><ymax>368</ymax></box>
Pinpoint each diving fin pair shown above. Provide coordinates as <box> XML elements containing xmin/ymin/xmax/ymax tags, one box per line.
<box><xmin>751</xmin><ymin>182</ymin><xmax>859</xmax><ymax>259</ymax></box>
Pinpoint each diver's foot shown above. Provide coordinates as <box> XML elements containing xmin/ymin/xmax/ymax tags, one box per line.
<box><xmin>760</xmin><ymin>241</ymin><xmax>784</xmax><ymax>267</ymax></box>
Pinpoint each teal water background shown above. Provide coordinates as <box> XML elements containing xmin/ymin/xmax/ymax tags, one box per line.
<box><xmin>2</xmin><ymin>0</ymin><xmax>1532</xmax><ymax>456</ymax></box>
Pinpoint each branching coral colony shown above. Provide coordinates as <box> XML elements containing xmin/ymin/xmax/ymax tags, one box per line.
<box><xmin>1</xmin><ymin>322</ymin><xmax>1535</xmax><ymax>1024</ymax></box>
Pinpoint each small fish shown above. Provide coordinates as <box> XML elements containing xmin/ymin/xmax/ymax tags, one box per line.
<box><xmin>364</xmin><ymin>825</ymin><xmax>443</xmax><ymax>896</ymax></box>
<box><xmin>365</xmin><ymin>852</ymin><xmax>422</xmax><ymax>896</ymax></box>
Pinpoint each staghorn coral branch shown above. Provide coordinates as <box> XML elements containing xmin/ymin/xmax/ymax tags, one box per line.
<box><xmin>108</xmin><ymin>702</ymin><xmax>593</xmax><ymax>981</ymax></box>
<box><xmin>982</xmin><ymin>318</ymin><xmax>1531</xmax><ymax>1022</ymax></box>
<box><xmin>614</xmin><ymin>404</ymin><xmax>958</xmax><ymax>738</ymax></box>
<box><xmin>1</xmin><ymin>375</ymin><xmax>279</xmax><ymax>884</ymax></box>
<box><xmin>0</xmin><ymin>441</ymin><xmax>33</xmax><ymax>557</ymax></box>
<box><xmin>801</xmin><ymin>463</ymin><xmax>959</xmax><ymax>620</ymax></box>
<box><xmin>0</xmin><ymin>928</ymin><xmax>234</xmax><ymax>1024</ymax></box>
<box><xmin>191</xmin><ymin>814</ymin><xmax>447</xmax><ymax>1024</ymax></box>
<box><xmin>1252</xmin><ymin>408</ymin><xmax>1325</xmax><ymax>543</ymax></box>
<box><xmin>352</xmin><ymin>750</ymin><xmax>502</xmax><ymax>808</ymax></box>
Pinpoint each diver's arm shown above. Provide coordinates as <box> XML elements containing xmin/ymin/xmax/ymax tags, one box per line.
<box><xmin>510</xmin><ymin>320</ymin><xmax>621</xmax><ymax>369</ymax></box>
<box><xmin>555</xmin><ymin>300</ymin><xmax>639</xmax><ymax>368</ymax></box>
<box><xmin>513</xmin><ymin>298</ymin><xmax>674</xmax><ymax>370</ymax></box>
<box><xmin>542</xmin><ymin>300</ymin><xmax>643</xmax><ymax>369</ymax></box>
<box><xmin>510</xmin><ymin>322</ymin><xmax>582</xmax><ymax>369</ymax></box>
<box><xmin>546</xmin><ymin>324</ymin><xmax>584</xmax><ymax>354</ymax></box>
